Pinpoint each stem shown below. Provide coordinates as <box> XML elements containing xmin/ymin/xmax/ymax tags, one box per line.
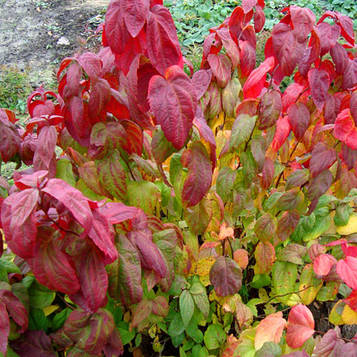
<box><xmin>261</xmin><ymin>284</ymin><xmax>313</xmax><ymax>305</ymax></box>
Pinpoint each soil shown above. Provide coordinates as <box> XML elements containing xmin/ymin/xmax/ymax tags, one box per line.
<box><xmin>0</xmin><ymin>0</ymin><xmax>109</xmax><ymax>85</ymax></box>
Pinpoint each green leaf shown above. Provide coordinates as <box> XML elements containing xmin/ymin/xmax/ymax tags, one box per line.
<box><xmin>28</xmin><ymin>281</ymin><xmax>55</xmax><ymax>309</ymax></box>
<box><xmin>272</xmin><ymin>261</ymin><xmax>298</xmax><ymax>305</ymax></box>
<box><xmin>0</xmin><ymin>257</ymin><xmax>21</xmax><ymax>274</ymax></box>
<box><xmin>334</xmin><ymin>203</ymin><xmax>353</xmax><ymax>226</ymax></box>
<box><xmin>216</xmin><ymin>167</ymin><xmax>236</xmax><ymax>202</ymax></box>
<box><xmin>229</xmin><ymin>114</ymin><xmax>257</xmax><ymax>151</ymax></box>
<box><xmin>251</xmin><ymin>274</ymin><xmax>271</xmax><ymax>289</ymax></box>
<box><xmin>28</xmin><ymin>308</ymin><xmax>49</xmax><ymax>331</ymax></box>
<box><xmin>168</xmin><ymin>313</ymin><xmax>185</xmax><ymax>337</ymax></box>
<box><xmin>117</xmin><ymin>321</ymin><xmax>136</xmax><ymax>345</ymax></box>
<box><xmin>190</xmin><ymin>282</ymin><xmax>210</xmax><ymax>318</ymax></box>
<box><xmin>192</xmin><ymin>345</ymin><xmax>209</xmax><ymax>357</ymax></box>
<box><xmin>185</xmin><ymin>317</ymin><xmax>204</xmax><ymax>343</ymax></box>
<box><xmin>56</xmin><ymin>159</ymin><xmax>76</xmax><ymax>186</ymax></box>
<box><xmin>180</xmin><ymin>290</ymin><xmax>195</xmax><ymax>326</ymax></box>
<box><xmin>256</xmin><ymin>342</ymin><xmax>282</xmax><ymax>357</ymax></box>
<box><xmin>204</xmin><ymin>324</ymin><xmax>226</xmax><ymax>350</ymax></box>
<box><xmin>52</xmin><ymin>308</ymin><xmax>71</xmax><ymax>331</ymax></box>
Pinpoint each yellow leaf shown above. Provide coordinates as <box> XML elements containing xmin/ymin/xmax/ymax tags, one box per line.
<box><xmin>43</xmin><ymin>305</ymin><xmax>59</xmax><ymax>316</ymax></box>
<box><xmin>336</xmin><ymin>214</ymin><xmax>357</xmax><ymax>235</ymax></box>
<box><xmin>191</xmin><ymin>257</ymin><xmax>215</xmax><ymax>286</ymax></box>
<box><xmin>329</xmin><ymin>300</ymin><xmax>345</xmax><ymax>325</ymax></box>
<box><xmin>342</xmin><ymin>304</ymin><xmax>357</xmax><ymax>325</ymax></box>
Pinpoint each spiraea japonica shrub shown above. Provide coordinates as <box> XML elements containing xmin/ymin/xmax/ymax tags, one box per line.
<box><xmin>0</xmin><ymin>0</ymin><xmax>356</xmax><ymax>355</ymax></box>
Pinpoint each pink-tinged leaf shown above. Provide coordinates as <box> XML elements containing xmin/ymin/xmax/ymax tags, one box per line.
<box><xmin>216</xmin><ymin>28</ymin><xmax>240</xmax><ymax>69</ymax></box>
<box><xmin>43</xmin><ymin>179</ymin><xmax>93</xmax><ymax>233</ymax></box>
<box><xmin>1</xmin><ymin>189</ymin><xmax>39</xmax><ymax>258</ymax></box>
<box><xmin>308</xmin><ymin>68</ymin><xmax>330</xmax><ymax>111</ymax></box>
<box><xmin>70</xmin><ymin>248</ymin><xmax>108</xmax><ymax>313</ymax></box>
<box><xmin>98</xmin><ymin>202</ymin><xmax>140</xmax><ymax>225</ymax></box>
<box><xmin>282</xmin><ymin>82</ymin><xmax>305</xmax><ymax>112</ymax></box>
<box><xmin>28</xmin><ymin>234</ymin><xmax>80</xmax><ymax>295</ymax></box>
<box><xmin>33</xmin><ymin>126</ymin><xmax>57</xmax><ymax>172</ymax></box>
<box><xmin>105</xmin><ymin>0</ymin><xmax>131</xmax><ymax>55</ymax></box>
<box><xmin>242</xmin><ymin>0</ymin><xmax>257</xmax><ymax>13</ymax></box>
<box><xmin>108</xmin><ymin>234</ymin><xmax>143</xmax><ymax>306</ymax></box>
<box><xmin>209</xmin><ymin>256</ymin><xmax>242</xmax><ymax>296</ymax></box>
<box><xmin>330</xmin><ymin>43</ymin><xmax>349</xmax><ymax>75</ymax></box>
<box><xmin>255</xmin><ymin>311</ymin><xmax>286</xmax><ymax>350</ymax></box>
<box><xmin>78</xmin><ymin>52</ymin><xmax>102</xmax><ymax>79</ymax></box>
<box><xmin>345</xmin><ymin>290</ymin><xmax>357</xmax><ymax>312</ymax></box>
<box><xmin>309</xmin><ymin>143</ymin><xmax>336</xmax><ymax>178</ymax></box>
<box><xmin>258</xmin><ymin>89</ymin><xmax>281</xmax><ymax>130</ymax></box>
<box><xmin>313</xmin><ymin>254</ymin><xmax>337</xmax><ymax>276</ymax></box>
<box><xmin>312</xmin><ymin>328</ymin><xmax>340</xmax><ymax>356</ymax></box>
<box><xmin>307</xmin><ymin>170</ymin><xmax>333</xmax><ymax>202</ymax></box>
<box><xmin>122</xmin><ymin>0</ymin><xmax>149</xmax><ymax>38</ymax></box>
<box><xmin>324</xmin><ymin>94</ymin><xmax>341</xmax><ymax>124</ymax></box>
<box><xmin>350</xmin><ymin>92</ymin><xmax>357</xmax><ymax>126</ymax></box>
<box><xmin>147</xmin><ymin>6</ymin><xmax>183</xmax><ymax>75</ymax></box>
<box><xmin>207</xmin><ymin>54</ymin><xmax>232</xmax><ymax>88</ymax></box>
<box><xmin>192</xmin><ymin>69</ymin><xmax>212</xmax><ymax>100</ymax></box>
<box><xmin>128</xmin><ymin>223</ymin><xmax>168</xmax><ymax>279</ymax></box>
<box><xmin>332</xmin><ymin>340</ymin><xmax>357</xmax><ymax>356</ymax></box>
<box><xmin>193</xmin><ymin>107</ymin><xmax>216</xmax><ymax>169</ymax></box>
<box><xmin>262</xmin><ymin>158</ymin><xmax>274</xmax><ymax>189</ymax></box>
<box><xmin>336</xmin><ymin>13</ymin><xmax>354</xmax><ymax>46</ymax></box>
<box><xmin>88</xmin><ymin>209</ymin><xmax>117</xmax><ymax>265</ymax></box>
<box><xmin>0</xmin><ymin>290</ymin><xmax>28</xmax><ymax>332</ymax></box>
<box><xmin>286</xmin><ymin>304</ymin><xmax>315</xmax><ymax>349</ymax></box>
<box><xmin>255</xmin><ymin>241</ymin><xmax>276</xmax><ymax>274</ymax></box>
<box><xmin>254</xmin><ymin>5</ymin><xmax>265</xmax><ymax>33</ymax></box>
<box><xmin>88</xmin><ymin>79</ymin><xmax>111</xmax><ymax>123</ymax></box>
<box><xmin>334</xmin><ymin>109</ymin><xmax>357</xmax><ymax>150</ymax></box>
<box><xmin>316</xmin><ymin>23</ymin><xmax>341</xmax><ymax>56</ymax></box>
<box><xmin>148</xmin><ymin>65</ymin><xmax>197</xmax><ymax>149</ymax></box>
<box><xmin>343</xmin><ymin>59</ymin><xmax>357</xmax><ymax>90</ymax></box>
<box><xmin>181</xmin><ymin>141</ymin><xmax>212</xmax><ymax>207</ymax></box>
<box><xmin>336</xmin><ymin>256</ymin><xmax>357</xmax><ymax>290</ymax></box>
<box><xmin>103</xmin><ymin>328</ymin><xmax>124</xmax><ymax>357</ymax></box>
<box><xmin>243</xmin><ymin>56</ymin><xmax>275</xmax><ymax>99</ymax></box>
<box><xmin>287</xmin><ymin>102</ymin><xmax>310</xmax><ymax>140</ymax></box>
<box><xmin>14</xmin><ymin>170</ymin><xmax>48</xmax><ymax>190</ymax></box>
<box><xmin>283</xmin><ymin>352</ymin><xmax>309</xmax><ymax>357</ymax></box>
<box><xmin>290</xmin><ymin>6</ymin><xmax>315</xmax><ymax>42</ymax></box>
<box><xmin>0</xmin><ymin>115</ymin><xmax>21</xmax><ymax>163</ymax></box>
<box><xmin>272</xmin><ymin>23</ymin><xmax>305</xmax><ymax>76</ymax></box>
<box><xmin>341</xmin><ymin>144</ymin><xmax>357</xmax><ymax>170</ymax></box>
<box><xmin>0</xmin><ymin>301</ymin><xmax>9</xmax><ymax>354</ymax></box>
<box><xmin>240</xmin><ymin>41</ymin><xmax>256</xmax><ymax>78</ymax></box>
<box><xmin>271</xmin><ymin>115</ymin><xmax>291</xmax><ymax>152</ymax></box>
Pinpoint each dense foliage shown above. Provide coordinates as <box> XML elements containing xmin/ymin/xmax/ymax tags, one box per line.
<box><xmin>0</xmin><ymin>0</ymin><xmax>357</xmax><ymax>356</ymax></box>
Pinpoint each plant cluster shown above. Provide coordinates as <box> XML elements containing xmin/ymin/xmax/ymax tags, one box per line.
<box><xmin>0</xmin><ymin>0</ymin><xmax>357</xmax><ymax>356</ymax></box>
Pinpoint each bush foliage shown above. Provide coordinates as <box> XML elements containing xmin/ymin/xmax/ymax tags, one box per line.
<box><xmin>0</xmin><ymin>0</ymin><xmax>356</xmax><ymax>356</ymax></box>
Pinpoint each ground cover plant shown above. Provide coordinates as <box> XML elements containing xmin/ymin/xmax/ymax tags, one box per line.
<box><xmin>0</xmin><ymin>0</ymin><xmax>357</xmax><ymax>356</ymax></box>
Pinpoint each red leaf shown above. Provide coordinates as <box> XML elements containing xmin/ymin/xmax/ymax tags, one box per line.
<box><xmin>331</xmin><ymin>43</ymin><xmax>349</xmax><ymax>75</ymax></box>
<box><xmin>243</xmin><ymin>56</ymin><xmax>275</xmax><ymax>99</ymax></box>
<box><xmin>98</xmin><ymin>202</ymin><xmax>140</xmax><ymax>225</ymax></box>
<box><xmin>350</xmin><ymin>92</ymin><xmax>357</xmax><ymax>126</ymax></box>
<box><xmin>240</xmin><ymin>41</ymin><xmax>256</xmax><ymax>78</ymax></box>
<box><xmin>262</xmin><ymin>158</ymin><xmax>275</xmax><ymax>189</ymax></box>
<box><xmin>272</xmin><ymin>23</ymin><xmax>305</xmax><ymax>76</ymax></box>
<box><xmin>336</xmin><ymin>13</ymin><xmax>354</xmax><ymax>46</ymax></box>
<box><xmin>105</xmin><ymin>0</ymin><xmax>131</xmax><ymax>55</ymax></box>
<box><xmin>0</xmin><ymin>290</ymin><xmax>28</xmax><ymax>333</ymax></box>
<box><xmin>11</xmin><ymin>330</ymin><xmax>57</xmax><ymax>357</ymax></box>
<box><xmin>78</xmin><ymin>52</ymin><xmax>103</xmax><ymax>79</ymax></box>
<box><xmin>313</xmin><ymin>254</ymin><xmax>337</xmax><ymax>276</ymax></box>
<box><xmin>336</xmin><ymin>256</ymin><xmax>357</xmax><ymax>290</ymax></box>
<box><xmin>181</xmin><ymin>141</ymin><xmax>212</xmax><ymax>207</ymax></box>
<box><xmin>308</xmin><ymin>68</ymin><xmax>330</xmax><ymax>111</ymax></box>
<box><xmin>309</xmin><ymin>143</ymin><xmax>336</xmax><ymax>178</ymax></box>
<box><xmin>192</xmin><ymin>69</ymin><xmax>212</xmax><ymax>100</ymax></box>
<box><xmin>33</xmin><ymin>126</ymin><xmax>57</xmax><ymax>172</ymax></box>
<box><xmin>0</xmin><ymin>301</ymin><xmax>9</xmax><ymax>354</ymax></box>
<box><xmin>103</xmin><ymin>328</ymin><xmax>124</xmax><ymax>357</ymax></box>
<box><xmin>148</xmin><ymin>65</ymin><xmax>197</xmax><ymax>149</ymax></box>
<box><xmin>210</xmin><ymin>256</ymin><xmax>242</xmax><ymax>296</ymax></box>
<box><xmin>345</xmin><ymin>290</ymin><xmax>357</xmax><ymax>312</ymax></box>
<box><xmin>254</xmin><ymin>5</ymin><xmax>265</xmax><ymax>33</ymax></box>
<box><xmin>88</xmin><ymin>209</ymin><xmax>117</xmax><ymax>265</ymax></box>
<box><xmin>43</xmin><ymin>179</ymin><xmax>93</xmax><ymax>233</ymax></box>
<box><xmin>207</xmin><ymin>54</ymin><xmax>232</xmax><ymax>88</ymax></box>
<box><xmin>343</xmin><ymin>59</ymin><xmax>357</xmax><ymax>90</ymax></box>
<box><xmin>287</xmin><ymin>102</ymin><xmax>310</xmax><ymax>140</ymax></box>
<box><xmin>286</xmin><ymin>304</ymin><xmax>315</xmax><ymax>349</ymax></box>
<box><xmin>271</xmin><ymin>115</ymin><xmax>291</xmax><ymax>152</ymax></box>
<box><xmin>147</xmin><ymin>5</ymin><xmax>183</xmax><ymax>75</ymax></box>
<box><xmin>0</xmin><ymin>111</ymin><xmax>21</xmax><ymax>163</ymax></box>
<box><xmin>216</xmin><ymin>28</ymin><xmax>240</xmax><ymax>69</ymax></box>
<box><xmin>1</xmin><ymin>189</ymin><xmax>39</xmax><ymax>258</ymax></box>
<box><xmin>290</xmin><ymin>6</ymin><xmax>315</xmax><ymax>42</ymax></box>
<box><xmin>242</xmin><ymin>0</ymin><xmax>257</xmax><ymax>13</ymax></box>
<box><xmin>70</xmin><ymin>248</ymin><xmax>108</xmax><ymax>313</ymax></box>
<box><xmin>334</xmin><ymin>109</ymin><xmax>357</xmax><ymax>150</ymax></box>
<box><xmin>28</xmin><ymin>234</ymin><xmax>80</xmax><ymax>295</ymax></box>
<box><xmin>316</xmin><ymin>23</ymin><xmax>340</xmax><ymax>56</ymax></box>
<box><xmin>282</xmin><ymin>82</ymin><xmax>305</xmax><ymax>112</ymax></box>
<box><xmin>122</xmin><ymin>0</ymin><xmax>149</xmax><ymax>38</ymax></box>
<box><xmin>258</xmin><ymin>89</ymin><xmax>282</xmax><ymax>130</ymax></box>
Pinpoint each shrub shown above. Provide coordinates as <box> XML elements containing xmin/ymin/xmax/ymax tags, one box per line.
<box><xmin>0</xmin><ymin>0</ymin><xmax>356</xmax><ymax>356</ymax></box>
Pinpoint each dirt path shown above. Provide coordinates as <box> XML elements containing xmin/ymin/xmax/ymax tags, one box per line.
<box><xmin>0</xmin><ymin>0</ymin><xmax>109</xmax><ymax>84</ymax></box>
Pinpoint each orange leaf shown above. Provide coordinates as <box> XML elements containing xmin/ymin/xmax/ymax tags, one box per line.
<box><xmin>255</xmin><ymin>311</ymin><xmax>286</xmax><ymax>350</ymax></box>
<box><xmin>233</xmin><ymin>249</ymin><xmax>249</xmax><ymax>270</ymax></box>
